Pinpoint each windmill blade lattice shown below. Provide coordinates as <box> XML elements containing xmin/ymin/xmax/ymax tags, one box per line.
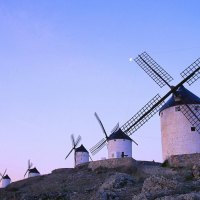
<box><xmin>121</xmin><ymin>94</ymin><xmax>165</xmax><ymax>135</ymax></box>
<box><xmin>90</xmin><ymin>112</ymin><xmax>109</xmax><ymax>155</ymax></box>
<box><xmin>111</xmin><ymin>123</ymin><xmax>120</xmax><ymax>133</ymax></box>
<box><xmin>90</xmin><ymin>138</ymin><xmax>107</xmax><ymax>155</ymax></box>
<box><xmin>75</xmin><ymin>135</ymin><xmax>81</xmax><ymax>146</ymax></box>
<box><xmin>89</xmin><ymin>154</ymin><xmax>93</xmax><ymax>161</ymax></box>
<box><xmin>65</xmin><ymin>148</ymin><xmax>74</xmax><ymax>159</ymax></box>
<box><xmin>0</xmin><ymin>169</ymin><xmax>7</xmax><ymax>182</ymax></box>
<box><xmin>135</xmin><ymin>52</ymin><xmax>173</xmax><ymax>88</ymax></box>
<box><xmin>94</xmin><ymin>112</ymin><xmax>108</xmax><ymax>138</ymax></box>
<box><xmin>180</xmin><ymin>57</ymin><xmax>200</xmax><ymax>86</ymax></box>
<box><xmin>65</xmin><ymin>134</ymin><xmax>81</xmax><ymax>160</ymax></box>
<box><xmin>71</xmin><ymin>134</ymin><xmax>75</xmax><ymax>147</ymax></box>
<box><xmin>180</xmin><ymin>104</ymin><xmax>200</xmax><ymax>132</ymax></box>
<box><xmin>24</xmin><ymin>160</ymin><xmax>33</xmax><ymax>177</ymax></box>
<box><xmin>28</xmin><ymin>160</ymin><xmax>33</xmax><ymax>169</ymax></box>
<box><xmin>24</xmin><ymin>170</ymin><xmax>29</xmax><ymax>178</ymax></box>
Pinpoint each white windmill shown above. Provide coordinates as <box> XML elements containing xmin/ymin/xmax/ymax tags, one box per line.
<box><xmin>24</xmin><ymin>160</ymin><xmax>40</xmax><ymax>178</ymax></box>
<box><xmin>90</xmin><ymin>113</ymin><xmax>138</xmax><ymax>159</ymax></box>
<box><xmin>65</xmin><ymin>134</ymin><xmax>92</xmax><ymax>166</ymax></box>
<box><xmin>160</xmin><ymin>86</ymin><xmax>200</xmax><ymax>160</ymax></box>
<box><xmin>0</xmin><ymin>169</ymin><xmax>11</xmax><ymax>188</ymax></box>
<box><xmin>123</xmin><ymin>52</ymin><xmax>200</xmax><ymax>161</ymax></box>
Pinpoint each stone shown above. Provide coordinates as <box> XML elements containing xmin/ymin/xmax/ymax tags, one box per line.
<box><xmin>168</xmin><ymin>154</ymin><xmax>200</xmax><ymax>168</ymax></box>
<box><xmin>141</xmin><ymin>175</ymin><xmax>179</xmax><ymax>199</ymax></box>
<box><xmin>192</xmin><ymin>165</ymin><xmax>200</xmax><ymax>179</ymax></box>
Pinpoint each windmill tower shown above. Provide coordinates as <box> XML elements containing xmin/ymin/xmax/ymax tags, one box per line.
<box><xmin>122</xmin><ymin>52</ymin><xmax>200</xmax><ymax>161</ymax></box>
<box><xmin>24</xmin><ymin>160</ymin><xmax>40</xmax><ymax>178</ymax></box>
<box><xmin>75</xmin><ymin>144</ymin><xmax>90</xmax><ymax>165</ymax></box>
<box><xmin>90</xmin><ymin>113</ymin><xmax>138</xmax><ymax>158</ymax></box>
<box><xmin>160</xmin><ymin>85</ymin><xmax>200</xmax><ymax>160</ymax></box>
<box><xmin>65</xmin><ymin>134</ymin><xmax>91</xmax><ymax>166</ymax></box>
<box><xmin>0</xmin><ymin>169</ymin><xmax>11</xmax><ymax>188</ymax></box>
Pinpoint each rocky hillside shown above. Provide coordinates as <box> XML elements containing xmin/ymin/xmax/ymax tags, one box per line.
<box><xmin>1</xmin><ymin>154</ymin><xmax>200</xmax><ymax>200</ymax></box>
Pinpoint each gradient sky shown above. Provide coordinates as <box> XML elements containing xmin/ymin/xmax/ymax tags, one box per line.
<box><xmin>0</xmin><ymin>0</ymin><xmax>200</xmax><ymax>181</ymax></box>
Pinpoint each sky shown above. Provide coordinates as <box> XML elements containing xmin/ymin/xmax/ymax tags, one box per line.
<box><xmin>0</xmin><ymin>0</ymin><xmax>200</xmax><ymax>182</ymax></box>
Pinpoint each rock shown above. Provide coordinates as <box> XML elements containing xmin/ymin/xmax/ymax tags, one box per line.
<box><xmin>168</xmin><ymin>154</ymin><xmax>200</xmax><ymax>168</ymax></box>
<box><xmin>99</xmin><ymin>173</ymin><xmax>134</xmax><ymax>191</ymax></box>
<box><xmin>97</xmin><ymin>173</ymin><xmax>134</xmax><ymax>200</ymax></box>
<box><xmin>132</xmin><ymin>193</ymin><xmax>148</xmax><ymax>200</ymax></box>
<box><xmin>192</xmin><ymin>165</ymin><xmax>200</xmax><ymax>179</ymax></box>
<box><xmin>99</xmin><ymin>191</ymin><xmax>119</xmax><ymax>200</ymax></box>
<box><xmin>141</xmin><ymin>175</ymin><xmax>180</xmax><ymax>199</ymax></box>
<box><xmin>155</xmin><ymin>192</ymin><xmax>200</xmax><ymax>200</ymax></box>
<box><xmin>88</xmin><ymin>157</ymin><xmax>137</xmax><ymax>172</ymax></box>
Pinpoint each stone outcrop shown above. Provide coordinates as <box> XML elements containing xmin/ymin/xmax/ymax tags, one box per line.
<box><xmin>168</xmin><ymin>153</ymin><xmax>200</xmax><ymax>168</ymax></box>
<box><xmin>88</xmin><ymin>157</ymin><xmax>137</xmax><ymax>172</ymax></box>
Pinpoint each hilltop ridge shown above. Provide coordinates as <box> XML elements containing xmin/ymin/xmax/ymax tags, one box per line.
<box><xmin>1</xmin><ymin>155</ymin><xmax>200</xmax><ymax>200</ymax></box>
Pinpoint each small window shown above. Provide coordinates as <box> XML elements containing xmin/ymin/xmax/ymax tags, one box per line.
<box><xmin>191</xmin><ymin>127</ymin><xmax>196</xmax><ymax>132</ymax></box>
<box><xmin>112</xmin><ymin>153</ymin><xmax>114</xmax><ymax>158</ymax></box>
<box><xmin>114</xmin><ymin>139</ymin><xmax>116</xmax><ymax>141</ymax></box>
<box><xmin>175</xmin><ymin>106</ymin><xmax>181</xmax><ymax>111</ymax></box>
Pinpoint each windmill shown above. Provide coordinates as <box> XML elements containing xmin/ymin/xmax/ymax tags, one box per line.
<box><xmin>0</xmin><ymin>169</ymin><xmax>11</xmax><ymax>188</ymax></box>
<box><xmin>24</xmin><ymin>160</ymin><xmax>33</xmax><ymax>178</ymax></box>
<box><xmin>75</xmin><ymin>144</ymin><xmax>93</xmax><ymax>165</ymax></box>
<box><xmin>65</xmin><ymin>134</ymin><xmax>92</xmax><ymax>166</ymax></box>
<box><xmin>24</xmin><ymin>160</ymin><xmax>40</xmax><ymax>178</ymax></box>
<box><xmin>65</xmin><ymin>134</ymin><xmax>81</xmax><ymax>166</ymax></box>
<box><xmin>90</xmin><ymin>112</ymin><xmax>138</xmax><ymax>158</ymax></box>
<box><xmin>120</xmin><ymin>52</ymin><xmax>200</xmax><ymax>160</ymax></box>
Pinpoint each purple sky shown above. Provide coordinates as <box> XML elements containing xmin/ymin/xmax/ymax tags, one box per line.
<box><xmin>0</xmin><ymin>1</ymin><xmax>200</xmax><ymax>181</ymax></box>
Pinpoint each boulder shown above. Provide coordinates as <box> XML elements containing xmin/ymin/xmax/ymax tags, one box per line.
<box><xmin>140</xmin><ymin>176</ymin><xmax>180</xmax><ymax>199</ymax></box>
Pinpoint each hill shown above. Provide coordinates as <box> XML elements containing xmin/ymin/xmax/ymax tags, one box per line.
<box><xmin>1</xmin><ymin>155</ymin><xmax>200</xmax><ymax>200</ymax></box>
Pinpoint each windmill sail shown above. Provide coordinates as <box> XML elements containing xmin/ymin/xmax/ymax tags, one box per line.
<box><xmin>90</xmin><ymin>138</ymin><xmax>107</xmax><ymax>155</ymax></box>
<box><xmin>94</xmin><ymin>112</ymin><xmax>108</xmax><ymax>138</ymax></box>
<box><xmin>90</xmin><ymin>112</ymin><xmax>109</xmax><ymax>155</ymax></box>
<box><xmin>135</xmin><ymin>52</ymin><xmax>173</xmax><ymax>88</ymax></box>
<box><xmin>121</xmin><ymin>94</ymin><xmax>165</xmax><ymax>135</ymax></box>
<box><xmin>0</xmin><ymin>169</ymin><xmax>7</xmax><ymax>182</ymax></box>
<box><xmin>180</xmin><ymin>104</ymin><xmax>200</xmax><ymax>132</ymax></box>
<box><xmin>180</xmin><ymin>57</ymin><xmax>200</xmax><ymax>85</ymax></box>
<box><xmin>65</xmin><ymin>134</ymin><xmax>81</xmax><ymax>160</ymax></box>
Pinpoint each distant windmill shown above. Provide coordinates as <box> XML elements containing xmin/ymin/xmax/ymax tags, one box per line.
<box><xmin>0</xmin><ymin>169</ymin><xmax>11</xmax><ymax>188</ymax></box>
<box><xmin>75</xmin><ymin>144</ymin><xmax>93</xmax><ymax>165</ymax></box>
<box><xmin>65</xmin><ymin>134</ymin><xmax>81</xmax><ymax>166</ymax></box>
<box><xmin>24</xmin><ymin>160</ymin><xmax>40</xmax><ymax>178</ymax></box>
<box><xmin>120</xmin><ymin>52</ymin><xmax>200</xmax><ymax>160</ymax></box>
<box><xmin>65</xmin><ymin>134</ymin><xmax>92</xmax><ymax>166</ymax></box>
<box><xmin>90</xmin><ymin>112</ymin><xmax>138</xmax><ymax>158</ymax></box>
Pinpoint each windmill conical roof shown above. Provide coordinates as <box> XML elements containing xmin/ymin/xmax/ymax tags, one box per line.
<box><xmin>159</xmin><ymin>85</ymin><xmax>200</xmax><ymax>113</ymax></box>
<box><xmin>75</xmin><ymin>144</ymin><xmax>88</xmax><ymax>153</ymax></box>
<box><xmin>29</xmin><ymin>167</ymin><xmax>40</xmax><ymax>174</ymax></box>
<box><xmin>108</xmin><ymin>128</ymin><xmax>132</xmax><ymax>141</ymax></box>
<box><xmin>3</xmin><ymin>175</ymin><xmax>10</xmax><ymax>180</ymax></box>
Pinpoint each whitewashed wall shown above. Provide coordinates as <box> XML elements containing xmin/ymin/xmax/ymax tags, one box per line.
<box><xmin>160</xmin><ymin>105</ymin><xmax>200</xmax><ymax>161</ymax></box>
<box><xmin>107</xmin><ymin>139</ymin><xmax>132</xmax><ymax>159</ymax></box>
<box><xmin>76</xmin><ymin>152</ymin><xmax>89</xmax><ymax>166</ymax></box>
<box><xmin>1</xmin><ymin>178</ymin><xmax>11</xmax><ymax>188</ymax></box>
<box><xmin>29</xmin><ymin>172</ymin><xmax>40</xmax><ymax>178</ymax></box>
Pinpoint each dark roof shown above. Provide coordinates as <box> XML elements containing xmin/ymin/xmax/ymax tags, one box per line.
<box><xmin>75</xmin><ymin>144</ymin><xmax>88</xmax><ymax>153</ymax></box>
<box><xmin>159</xmin><ymin>85</ymin><xmax>200</xmax><ymax>113</ymax></box>
<box><xmin>29</xmin><ymin>167</ymin><xmax>40</xmax><ymax>174</ymax></box>
<box><xmin>3</xmin><ymin>175</ymin><xmax>10</xmax><ymax>179</ymax></box>
<box><xmin>108</xmin><ymin>128</ymin><xmax>132</xmax><ymax>141</ymax></box>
